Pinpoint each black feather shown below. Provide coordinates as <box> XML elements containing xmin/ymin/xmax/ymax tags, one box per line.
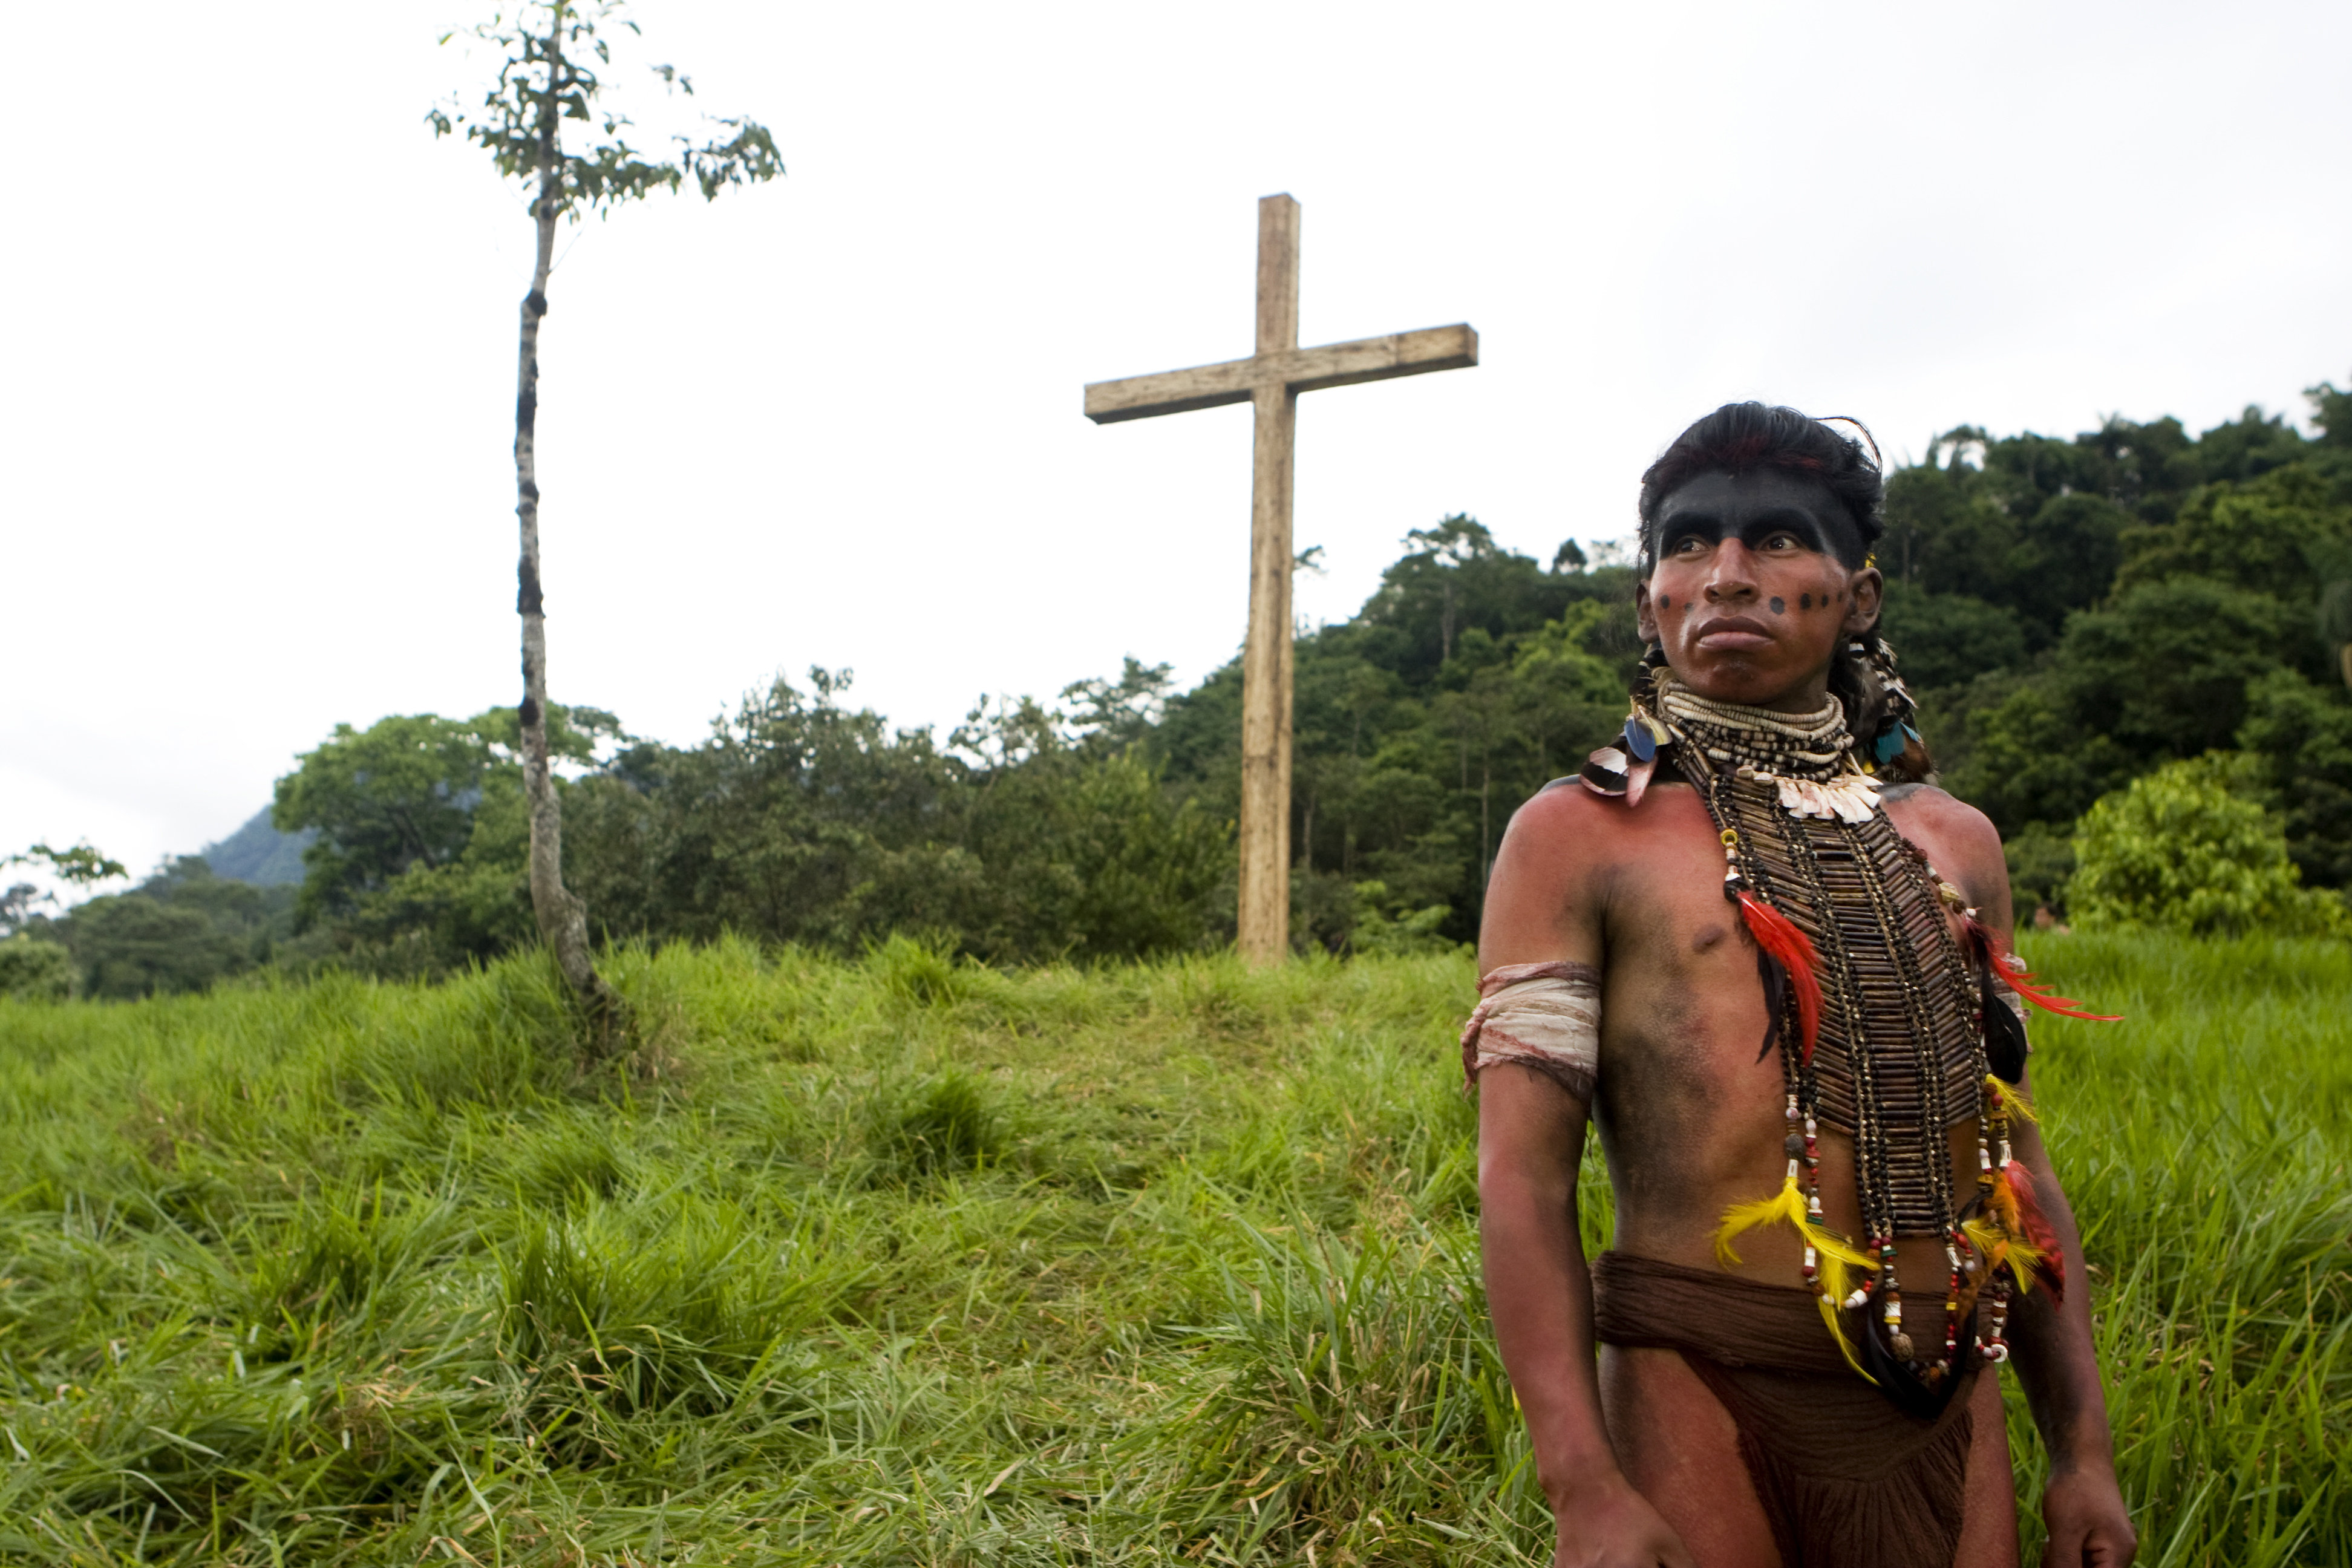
<box><xmin>1982</xmin><ymin>982</ymin><xmax>2030</xmax><ymax>1082</ymax></box>
<box><xmin>1756</xmin><ymin>948</ymin><xmax>1786</xmax><ymax>1063</ymax></box>
<box><xmin>1857</xmin><ymin>1311</ymin><xmax>1969</xmax><ymax>1420</ymax></box>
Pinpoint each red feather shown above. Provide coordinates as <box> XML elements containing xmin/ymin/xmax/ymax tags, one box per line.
<box><xmin>1739</xmin><ymin>891</ymin><xmax>1823</xmax><ymax>1064</ymax></box>
<box><xmin>2003</xmin><ymin>1160</ymin><xmax>2068</xmax><ymax>1304</ymax></box>
<box><xmin>1967</xmin><ymin>916</ymin><xmax>2122</xmax><ymax>1023</ymax></box>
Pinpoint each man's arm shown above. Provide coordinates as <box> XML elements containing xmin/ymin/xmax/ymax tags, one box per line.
<box><xmin>2005</xmin><ymin>1109</ymin><xmax>2137</xmax><ymax>1568</ymax></box>
<box><xmin>1479</xmin><ymin>1067</ymin><xmax>1693</xmax><ymax>1568</ymax></box>
<box><xmin>1920</xmin><ymin>787</ymin><xmax>2135</xmax><ymax>1567</ymax></box>
<box><xmin>1477</xmin><ymin>790</ymin><xmax>1693</xmax><ymax>1568</ymax></box>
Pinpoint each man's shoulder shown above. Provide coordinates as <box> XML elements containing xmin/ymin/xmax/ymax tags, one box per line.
<box><xmin>1505</xmin><ymin>775</ymin><xmax>1715</xmax><ymax>861</ymax></box>
<box><xmin>1485</xmin><ymin>776</ymin><xmax>1722</xmax><ymax>962</ymax></box>
<box><xmin>1881</xmin><ymin>781</ymin><xmax>2001</xmax><ymax>851</ymax></box>
<box><xmin>1881</xmin><ymin>782</ymin><xmax>2007</xmax><ymax>897</ymax></box>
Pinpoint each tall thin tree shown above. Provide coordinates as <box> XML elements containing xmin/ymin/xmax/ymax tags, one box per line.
<box><xmin>430</xmin><ymin>1</ymin><xmax>781</xmax><ymax>1033</ymax></box>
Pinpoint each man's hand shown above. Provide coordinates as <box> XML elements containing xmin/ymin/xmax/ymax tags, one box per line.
<box><xmin>2040</xmin><ymin>1465</ymin><xmax>2136</xmax><ymax>1567</ymax></box>
<box><xmin>1551</xmin><ymin>1472</ymin><xmax>1697</xmax><ymax>1568</ymax></box>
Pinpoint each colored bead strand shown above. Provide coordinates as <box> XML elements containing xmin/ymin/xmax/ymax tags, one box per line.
<box><xmin>1982</xmin><ymin>1277</ymin><xmax>2012</xmax><ymax>1364</ymax></box>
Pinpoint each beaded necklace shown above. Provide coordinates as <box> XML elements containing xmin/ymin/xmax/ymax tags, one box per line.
<box><xmin>1626</xmin><ymin>670</ymin><xmax>2046</xmax><ymax>1407</ymax></box>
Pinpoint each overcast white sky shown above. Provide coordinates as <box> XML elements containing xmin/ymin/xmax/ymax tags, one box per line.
<box><xmin>6</xmin><ymin>1</ymin><xmax>2349</xmax><ymax>898</ymax></box>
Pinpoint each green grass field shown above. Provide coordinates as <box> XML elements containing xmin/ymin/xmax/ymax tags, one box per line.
<box><xmin>0</xmin><ymin>933</ymin><xmax>2345</xmax><ymax>1565</ymax></box>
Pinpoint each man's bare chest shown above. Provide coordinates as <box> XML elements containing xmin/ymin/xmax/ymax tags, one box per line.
<box><xmin>1576</xmin><ymin>780</ymin><xmax>1994</xmax><ymax>1204</ymax></box>
<box><xmin>1583</xmin><ymin>789</ymin><xmax>1788</xmax><ymax>1129</ymax></box>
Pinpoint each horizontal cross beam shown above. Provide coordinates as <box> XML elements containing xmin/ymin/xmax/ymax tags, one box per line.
<box><xmin>1083</xmin><ymin>323</ymin><xmax>1478</xmax><ymax>425</ymax></box>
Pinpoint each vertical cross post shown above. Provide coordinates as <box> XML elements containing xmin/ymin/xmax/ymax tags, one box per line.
<box><xmin>1240</xmin><ymin>195</ymin><xmax>1300</xmax><ymax>965</ymax></box>
<box><xmin>1085</xmin><ymin>195</ymin><xmax>1477</xmax><ymax>964</ymax></box>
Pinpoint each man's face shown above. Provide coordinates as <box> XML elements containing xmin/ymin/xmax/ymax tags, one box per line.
<box><xmin>1635</xmin><ymin>469</ymin><xmax>1882</xmax><ymax>713</ymax></box>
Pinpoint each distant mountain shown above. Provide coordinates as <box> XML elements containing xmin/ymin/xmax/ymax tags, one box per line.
<box><xmin>200</xmin><ymin>809</ymin><xmax>313</xmax><ymax>886</ymax></box>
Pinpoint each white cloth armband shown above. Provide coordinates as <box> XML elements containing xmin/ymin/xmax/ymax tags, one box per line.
<box><xmin>1460</xmin><ymin>959</ymin><xmax>1602</xmax><ymax>1100</ymax></box>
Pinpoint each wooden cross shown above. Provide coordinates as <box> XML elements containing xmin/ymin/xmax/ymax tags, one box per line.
<box><xmin>1085</xmin><ymin>194</ymin><xmax>1477</xmax><ymax>964</ymax></box>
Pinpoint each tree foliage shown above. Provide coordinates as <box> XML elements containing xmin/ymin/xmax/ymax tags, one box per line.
<box><xmin>1896</xmin><ymin>379</ymin><xmax>2352</xmax><ymax>920</ymax></box>
<box><xmin>254</xmin><ymin>675</ymin><xmax>1227</xmax><ymax>974</ymax></box>
<box><xmin>5</xmin><ymin>841</ymin><xmax>128</xmax><ymax>887</ymax></box>
<box><xmin>566</xmin><ymin>671</ymin><xmax>1229</xmax><ymax>964</ymax></box>
<box><xmin>428</xmin><ymin>1</ymin><xmax>780</xmax><ymax>215</ymax></box>
<box><xmin>271</xmin><ymin>707</ymin><xmax>620</xmax><ymax>935</ymax></box>
<box><xmin>19</xmin><ymin>858</ymin><xmax>297</xmax><ymax>1000</ymax></box>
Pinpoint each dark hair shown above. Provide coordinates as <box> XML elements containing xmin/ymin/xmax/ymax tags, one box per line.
<box><xmin>1633</xmin><ymin>403</ymin><xmax>1936</xmax><ymax>782</ymax></box>
<box><xmin>1636</xmin><ymin>402</ymin><xmax>1885</xmax><ymax>573</ymax></box>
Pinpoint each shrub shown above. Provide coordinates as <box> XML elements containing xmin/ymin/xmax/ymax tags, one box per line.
<box><xmin>2070</xmin><ymin>754</ymin><xmax>2351</xmax><ymax>936</ymax></box>
<box><xmin>0</xmin><ymin>934</ymin><xmax>74</xmax><ymax>999</ymax></box>
<box><xmin>1349</xmin><ymin>880</ymin><xmax>1462</xmax><ymax>957</ymax></box>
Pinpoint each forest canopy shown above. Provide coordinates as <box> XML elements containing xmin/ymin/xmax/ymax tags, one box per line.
<box><xmin>14</xmin><ymin>381</ymin><xmax>2352</xmax><ymax>995</ymax></box>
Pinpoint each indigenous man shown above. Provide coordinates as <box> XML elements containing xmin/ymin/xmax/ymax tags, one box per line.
<box><xmin>1469</xmin><ymin>405</ymin><xmax>2137</xmax><ymax>1568</ymax></box>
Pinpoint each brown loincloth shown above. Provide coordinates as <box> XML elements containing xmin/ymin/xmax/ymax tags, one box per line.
<box><xmin>1592</xmin><ymin>1250</ymin><xmax>1985</xmax><ymax>1568</ymax></box>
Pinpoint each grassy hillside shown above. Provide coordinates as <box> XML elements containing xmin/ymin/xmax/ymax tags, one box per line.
<box><xmin>0</xmin><ymin>936</ymin><xmax>2344</xmax><ymax>1565</ymax></box>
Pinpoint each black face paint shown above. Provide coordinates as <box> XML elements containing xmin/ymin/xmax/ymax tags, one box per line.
<box><xmin>1769</xmin><ymin>596</ymin><xmax>1786</xmax><ymax>615</ymax></box>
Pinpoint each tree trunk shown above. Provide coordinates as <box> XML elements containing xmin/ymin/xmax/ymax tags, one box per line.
<box><xmin>514</xmin><ymin>22</ymin><xmax>621</xmax><ymax>1046</ymax></box>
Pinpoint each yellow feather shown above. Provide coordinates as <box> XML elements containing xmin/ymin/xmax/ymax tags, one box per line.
<box><xmin>1806</xmin><ymin>1220</ymin><xmax>1877</xmax><ymax>1271</ymax></box>
<box><xmin>1984</xmin><ymin>1071</ymin><xmax>2040</xmax><ymax>1126</ymax></box>
<box><xmin>1962</xmin><ymin>1214</ymin><xmax>2046</xmax><ymax>1298</ymax></box>
<box><xmin>1814</xmin><ymin>1250</ymin><xmax>1878</xmax><ymax>1385</ymax></box>
<box><xmin>1714</xmin><ymin>1175</ymin><xmax>1878</xmax><ymax>1270</ymax></box>
<box><xmin>1713</xmin><ymin>1175</ymin><xmax>1806</xmax><ymax>1266</ymax></box>
<box><xmin>1717</xmin><ymin>1177</ymin><xmax>1881</xmax><ymax>1383</ymax></box>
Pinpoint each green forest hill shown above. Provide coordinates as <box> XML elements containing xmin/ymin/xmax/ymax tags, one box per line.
<box><xmin>9</xmin><ymin>384</ymin><xmax>2352</xmax><ymax>996</ymax></box>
